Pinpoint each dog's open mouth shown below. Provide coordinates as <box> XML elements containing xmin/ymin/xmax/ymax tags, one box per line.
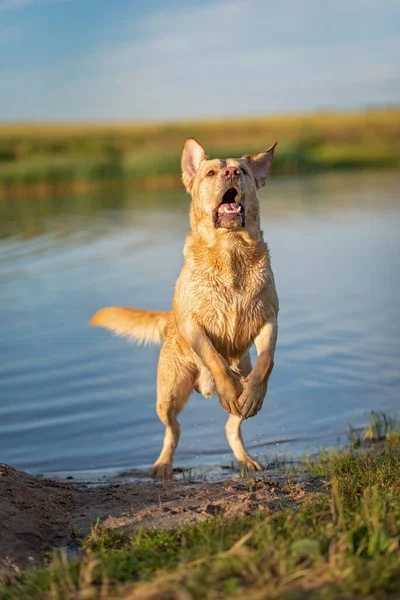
<box><xmin>213</xmin><ymin>187</ymin><xmax>245</xmax><ymax>229</ymax></box>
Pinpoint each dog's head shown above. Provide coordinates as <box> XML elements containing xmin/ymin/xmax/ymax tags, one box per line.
<box><xmin>181</xmin><ymin>138</ymin><xmax>276</xmax><ymax>237</ymax></box>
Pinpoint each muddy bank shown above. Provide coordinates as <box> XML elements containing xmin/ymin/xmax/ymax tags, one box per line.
<box><xmin>0</xmin><ymin>463</ymin><xmax>322</xmax><ymax>579</ymax></box>
<box><xmin>0</xmin><ymin>464</ymin><xmax>79</xmax><ymax>576</ymax></box>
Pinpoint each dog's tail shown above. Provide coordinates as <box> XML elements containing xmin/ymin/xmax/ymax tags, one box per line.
<box><xmin>89</xmin><ymin>307</ymin><xmax>171</xmax><ymax>345</ymax></box>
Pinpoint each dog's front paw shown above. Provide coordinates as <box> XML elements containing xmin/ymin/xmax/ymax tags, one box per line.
<box><xmin>217</xmin><ymin>374</ymin><xmax>243</xmax><ymax>416</ymax></box>
<box><xmin>238</xmin><ymin>378</ymin><xmax>267</xmax><ymax>419</ymax></box>
<box><xmin>149</xmin><ymin>462</ymin><xmax>173</xmax><ymax>480</ymax></box>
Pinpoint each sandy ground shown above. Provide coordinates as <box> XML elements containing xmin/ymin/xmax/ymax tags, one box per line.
<box><xmin>0</xmin><ymin>462</ymin><xmax>322</xmax><ymax>578</ymax></box>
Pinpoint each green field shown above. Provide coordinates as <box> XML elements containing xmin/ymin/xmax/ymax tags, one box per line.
<box><xmin>0</xmin><ymin>109</ymin><xmax>399</xmax><ymax>197</ymax></box>
<box><xmin>1</xmin><ymin>413</ymin><xmax>400</xmax><ymax>600</ymax></box>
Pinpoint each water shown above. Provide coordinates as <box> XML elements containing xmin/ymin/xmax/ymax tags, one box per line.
<box><xmin>0</xmin><ymin>171</ymin><xmax>399</xmax><ymax>479</ymax></box>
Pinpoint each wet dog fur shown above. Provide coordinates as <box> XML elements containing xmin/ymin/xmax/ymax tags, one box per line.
<box><xmin>90</xmin><ymin>138</ymin><xmax>279</xmax><ymax>478</ymax></box>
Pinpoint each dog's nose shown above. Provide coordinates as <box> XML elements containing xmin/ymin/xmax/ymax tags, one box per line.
<box><xmin>224</xmin><ymin>166</ymin><xmax>240</xmax><ymax>179</ymax></box>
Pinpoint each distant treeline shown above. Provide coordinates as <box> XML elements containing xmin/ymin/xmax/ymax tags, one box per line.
<box><xmin>0</xmin><ymin>109</ymin><xmax>399</xmax><ymax>197</ymax></box>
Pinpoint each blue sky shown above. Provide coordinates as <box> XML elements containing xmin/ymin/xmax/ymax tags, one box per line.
<box><xmin>0</xmin><ymin>0</ymin><xmax>399</xmax><ymax>121</ymax></box>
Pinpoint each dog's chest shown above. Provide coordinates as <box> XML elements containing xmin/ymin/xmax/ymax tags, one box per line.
<box><xmin>195</xmin><ymin>257</ymin><xmax>269</xmax><ymax>355</ymax></box>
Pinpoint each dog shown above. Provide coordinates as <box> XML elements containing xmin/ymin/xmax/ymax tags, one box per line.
<box><xmin>90</xmin><ymin>138</ymin><xmax>279</xmax><ymax>478</ymax></box>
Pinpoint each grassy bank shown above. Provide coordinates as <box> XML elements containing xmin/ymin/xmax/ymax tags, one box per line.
<box><xmin>0</xmin><ymin>109</ymin><xmax>399</xmax><ymax>198</ymax></box>
<box><xmin>1</xmin><ymin>414</ymin><xmax>400</xmax><ymax>599</ymax></box>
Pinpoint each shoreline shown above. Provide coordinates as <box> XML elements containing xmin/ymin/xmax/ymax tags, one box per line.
<box><xmin>1</xmin><ymin>108</ymin><xmax>399</xmax><ymax>201</ymax></box>
<box><xmin>1</xmin><ymin>425</ymin><xmax>399</xmax><ymax>598</ymax></box>
<box><xmin>0</xmin><ymin>462</ymin><xmax>315</xmax><ymax>577</ymax></box>
<box><xmin>0</xmin><ymin>162</ymin><xmax>398</xmax><ymax>202</ymax></box>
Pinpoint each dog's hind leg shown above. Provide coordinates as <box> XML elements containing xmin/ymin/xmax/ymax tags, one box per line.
<box><xmin>225</xmin><ymin>351</ymin><xmax>262</xmax><ymax>472</ymax></box>
<box><xmin>150</xmin><ymin>346</ymin><xmax>195</xmax><ymax>479</ymax></box>
<box><xmin>225</xmin><ymin>414</ymin><xmax>262</xmax><ymax>472</ymax></box>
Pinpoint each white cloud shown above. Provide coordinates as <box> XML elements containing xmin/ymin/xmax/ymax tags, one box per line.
<box><xmin>74</xmin><ymin>0</ymin><xmax>399</xmax><ymax>119</ymax></box>
<box><xmin>1</xmin><ymin>0</ymin><xmax>399</xmax><ymax>119</ymax></box>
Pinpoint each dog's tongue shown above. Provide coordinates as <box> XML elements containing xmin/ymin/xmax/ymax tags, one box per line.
<box><xmin>218</xmin><ymin>202</ymin><xmax>241</xmax><ymax>214</ymax></box>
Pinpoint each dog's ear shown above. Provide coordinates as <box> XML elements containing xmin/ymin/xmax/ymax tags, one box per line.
<box><xmin>181</xmin><ymin>138</ymin><xmax>207</xmax><ymax>192</ymax></box>
<box><xmin>242</xmin><ymin>141</ymin><xmax>277</xmax><ymax>188</ymax></box>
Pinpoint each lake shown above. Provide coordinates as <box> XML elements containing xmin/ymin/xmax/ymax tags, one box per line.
<box><xmin>0</xmin><ymin>171</ymin><xmax>399</xmax><ymax>479</ymax></box>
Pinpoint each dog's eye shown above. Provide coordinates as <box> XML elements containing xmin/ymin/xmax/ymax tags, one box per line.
<box><xmin>207</xmin><ymin>170</ymin><xmax>216</xmax><ymax>177</ymax></box>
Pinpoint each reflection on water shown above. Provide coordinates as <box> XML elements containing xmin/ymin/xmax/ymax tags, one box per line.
<box><xmin>0</xmin><ymin>171</ymin><xmax>399</xmax><ymax>477</ymax></box>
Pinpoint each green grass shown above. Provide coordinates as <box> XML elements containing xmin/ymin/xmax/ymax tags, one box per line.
<box><xmin>1</xmin><ymin>109</ymin><xmax>399</xmax><ymax>197</ymax></box>
<box><xmin>1</xmin><ymin>413</ymin><xmax>400</xmax><ymax>599</ymax></box>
